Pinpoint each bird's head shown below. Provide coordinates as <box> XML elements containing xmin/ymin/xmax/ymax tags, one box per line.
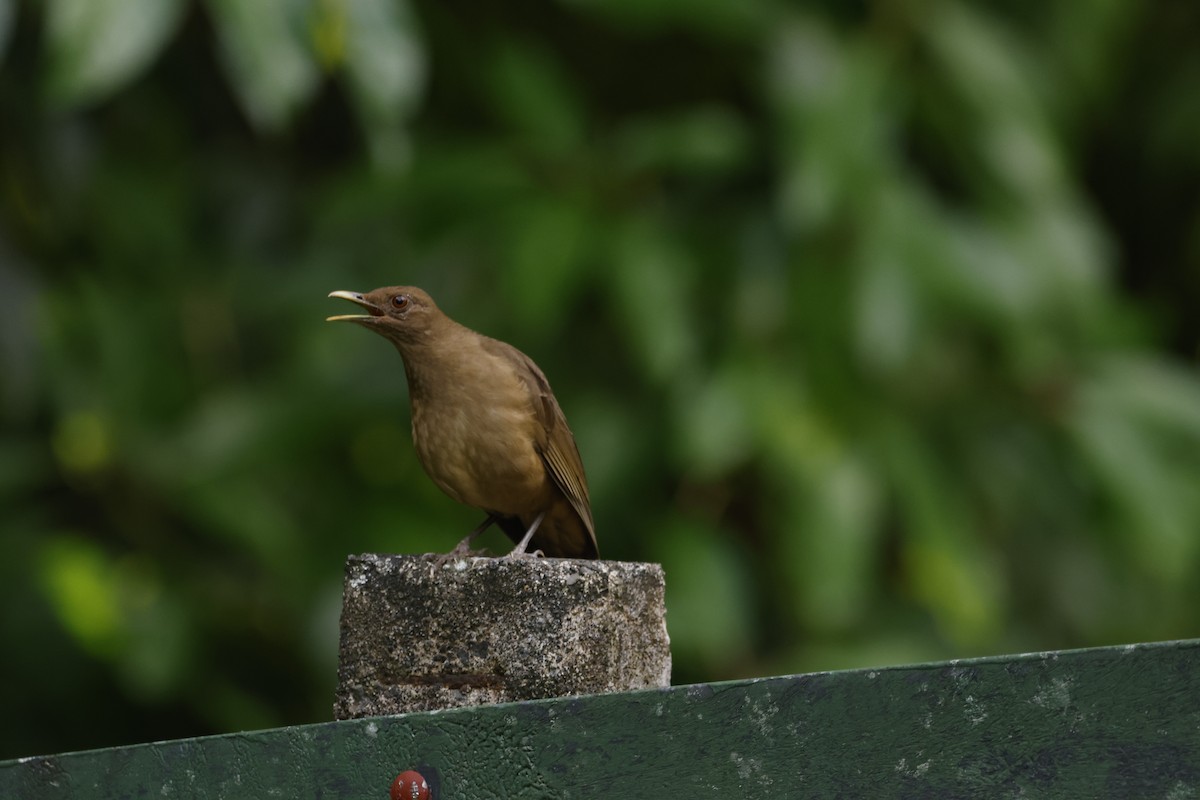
<box><xmin>326</xmin><ymin>286</ymin><xmax>443</xmax><ymax>347</ymax></box>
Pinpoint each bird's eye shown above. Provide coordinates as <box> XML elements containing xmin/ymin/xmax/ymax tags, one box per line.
<box><xmin>391</xmin><ymin>295</ymin><xmax>410</xmax><ymax>311</ymax></box>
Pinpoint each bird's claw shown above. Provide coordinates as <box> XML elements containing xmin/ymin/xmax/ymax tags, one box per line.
<box><xmin>503</xmin><ymin>548</ymin><xmax>545</xmax><ymax>561</ymax></box>
<box><xmin>430</xmin><ymin>544</ymin><xmax>490</xmax><ymax>573</ymax></box>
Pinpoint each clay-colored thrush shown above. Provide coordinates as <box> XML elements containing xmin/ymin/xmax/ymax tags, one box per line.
<box><xmin>327</xmin><ymin>286</ymin><xmax>598</xmax><ymax>559</ymax></box>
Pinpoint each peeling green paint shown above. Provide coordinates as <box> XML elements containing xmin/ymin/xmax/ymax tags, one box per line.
<box><xmin>3</xmin><ymin>640</ymin><xmax>1198</xmax><ymax>798</ymax></box>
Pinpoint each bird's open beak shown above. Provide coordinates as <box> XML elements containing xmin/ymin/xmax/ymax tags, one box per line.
<box><xmin>326</xmin><ymin>290</ymin><xmax>383</xmax><ymax>322</ymax></box>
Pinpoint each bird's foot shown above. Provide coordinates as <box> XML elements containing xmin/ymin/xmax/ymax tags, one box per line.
<box><xmin>431</xmin><ymin>541</ymin><xmax>490</xmax><ymax>571</ymax></box>
<box><xmin>503</xmin><ymin>547</ymin><xmax>545</xmax><ymax>561</ymax></box>
<box><xmin>430</xmin><ymin>514</ymin><xmax>500</xmax><ymax>571</ymax></box>
<box><xmin>503</xmin><ymin>511</ymin><xmax>547</xmax><ymax>560</ymax></box>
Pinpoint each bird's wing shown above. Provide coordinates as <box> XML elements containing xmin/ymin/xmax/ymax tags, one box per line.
<box><xmin>538</xmin><ymin>398</ymin><xmax>596</xmax><ymax>535</ymax></box>
<box><xmin>483</xmin><ymin>338</ymin><xmax>596</xmax><ymax>546</ymax></box>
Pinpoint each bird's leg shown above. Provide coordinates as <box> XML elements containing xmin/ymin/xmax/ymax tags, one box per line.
<box><xmin>432</xmin><ymin>514</ymin><xmax>499</xmax><ymax>570</ymax></box>
<box><xmin>505</xmin><ymin>511</ymin><xmax>547</xmax><ymax>559</ymax></box>
<box><xmin>452</xmin><ymin>513</ymin><xmax>500</xmax><ymax>555</ymax></box>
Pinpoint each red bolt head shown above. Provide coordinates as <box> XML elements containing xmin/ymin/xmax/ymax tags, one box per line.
<box><xmin>390</xmin><ymin>770</ymin><xmax>430</xmax><ymax>800</ymax></box>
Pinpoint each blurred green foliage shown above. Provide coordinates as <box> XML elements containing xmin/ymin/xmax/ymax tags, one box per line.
<box><xmin>2</xmin><ymin>0</ymin><xmax>1199</xmax><ymax>759</ymax></box>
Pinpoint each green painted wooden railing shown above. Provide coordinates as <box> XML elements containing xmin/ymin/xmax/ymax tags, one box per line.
<box><xmin>3</xmin><ymin>639</ymin><xmax>1198</xmax><ymax>798</ymax></box>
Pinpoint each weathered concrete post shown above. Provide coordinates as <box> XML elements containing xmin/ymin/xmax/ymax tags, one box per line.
<box><xmin>334</xmin><ymin>554</ymin><xmax>671</xmax><ymax>718</ymax></box>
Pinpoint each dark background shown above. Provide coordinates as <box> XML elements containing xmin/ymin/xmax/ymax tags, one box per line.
<box><xmin>2</xmin><ymin>0</ymin><xmax>1199</xmax><ymax>759</ymax></box>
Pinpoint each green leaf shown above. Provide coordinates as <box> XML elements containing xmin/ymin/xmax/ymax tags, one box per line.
<box><xmin>39</xmin><ymin>535</ymin><xmax>122</xmax><ymax>657</ymax></box>
<box><xmin>1066</xmin><ymin>357</ymin><xmax>1200</xmax><ymax>584</ymax></box>
<box><xmin>502</xmin><ymin>194</ymin><xmax>591</xmax><ymax>333</ymax></box>
<box><xmin>784</xmin><ymin>448</ymin><xmax>885</xmax><ymax>633</ymax></box>
<box><xmin>881</xmin><ymin>421</ymin><xmax>1006</xmax><ymax>646</ymax></box>
<box><xmin>1097</xmin><ymin>357</ymin><xmax>1200</xmax><ymax>439</ymax></box>
<box><xmin>854</xmin><ymin>228</ymin><xmax>919</xmax><ymax>376</ymax></box>
<box><xmin>485</xmin><ymin>40</ymin><xmax>584</xmax><ymax>154</ymax></box>
<box><xmin>674</xmin><ymin>364</ymin><xmax>754</xmax><ymax>479</ymax></box>
<box><xmin>340</xmin><ymin>0</ymin><xmax>427</xmax><ymax>169</ymax></box>
<box><xmin>616</xmin><ymin>106</ymin><xmax>751</xmax><ymax>176</ymax></box>
<box><xmin>45</xmin><ymin>0</ymin><xmax>185</xmax><ymax>107</ymax></box>
<box><xmin>767</xmin><ymin>16</ymin><xmax>892</xmax><ymax>231</ymax></box>
<box><xmin>206</xmin><ymin>0</ymin><xmax>320</xmax><ymax>131</ymax></box>
<box><xmin>1044</xmin><ymin>0</ymin><xmax>1139</xmax><ymax>118</ymax></box>
<box><xmin>608</xmin><ymin>218</ymin><xmax>699</xmax><ymax>383</ymax></box>
<box><xmin>922</xmin><ymin>4</ymin><xmax>1068</xmax><ymax>202</ymax></box>
<box><xmin>647</xmin><ymin>518</ymin><xmax>754</xmax><ymax>676</ymax></box>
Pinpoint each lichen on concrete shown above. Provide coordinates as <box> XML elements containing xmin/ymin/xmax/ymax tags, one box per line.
<box><xmin>334</xmin><ymin>554</ymin><xmax>671</xmax><ymax>718</ymax></box>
